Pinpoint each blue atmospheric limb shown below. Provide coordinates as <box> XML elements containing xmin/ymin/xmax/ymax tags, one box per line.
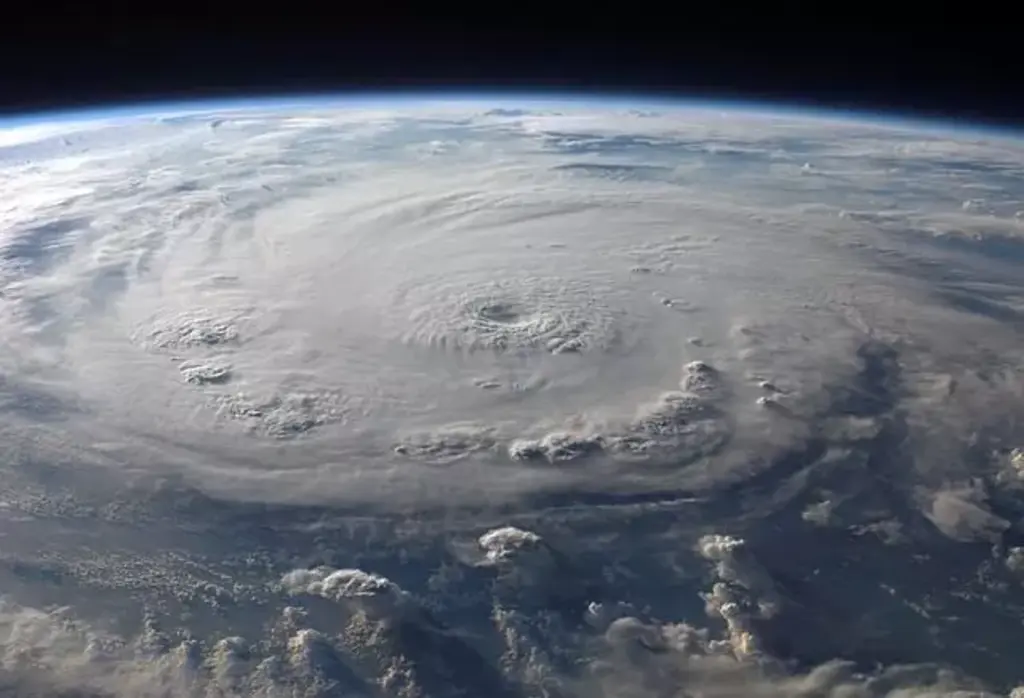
<box><xmin>1</xmin><ymin>89</ymin><xmax>1020</xmax><ymax>143</ymax></box>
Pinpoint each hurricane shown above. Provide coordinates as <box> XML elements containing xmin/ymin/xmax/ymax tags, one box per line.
<box><xmin>0</xmin><ymin>97</ymin><xmax>1023</xmax><ymax>696</ymax></box>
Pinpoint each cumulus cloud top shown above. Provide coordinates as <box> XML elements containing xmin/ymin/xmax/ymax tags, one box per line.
<box><xmin>281</xmin><ymin>566</ymin><xmax>402</xmax><ymax>601</ymax></box>
<box><xmin>478</xmin><ymin>526</ymin><xmax>545</xmax><ymax>563</ymax></box>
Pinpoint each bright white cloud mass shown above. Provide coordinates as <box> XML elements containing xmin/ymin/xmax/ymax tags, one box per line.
<box><xmin>0</xmin><ymin>99</ymin><xmax>1023</xmax><ymax>695</ymax></box>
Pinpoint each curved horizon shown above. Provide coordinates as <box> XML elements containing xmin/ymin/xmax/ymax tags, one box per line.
<box><xmin>1</xmin><ymin>90</ymin><xmax>1021</xmax><ymax>142</ymax></box>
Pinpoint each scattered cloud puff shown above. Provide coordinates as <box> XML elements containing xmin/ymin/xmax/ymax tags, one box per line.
<box><xmin>924</xmin><ymin>484</ymin><xmax>1010</xmax><ymax>543</ymax></box>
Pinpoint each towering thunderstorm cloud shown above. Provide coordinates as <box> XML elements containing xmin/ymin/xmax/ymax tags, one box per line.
<box><xmin>0</xmin><ymin>100</ymin><xmax>1022</xmax><ymax>695</ymax></box>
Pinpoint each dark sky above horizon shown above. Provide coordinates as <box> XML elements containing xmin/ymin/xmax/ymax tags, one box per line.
<box><xmin>0</xmin><ymin>26</ymin><xmax>1019</xmax><ymax>129</ymax></box>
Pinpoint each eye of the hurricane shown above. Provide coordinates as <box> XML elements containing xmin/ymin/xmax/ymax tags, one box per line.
<box><xmin>394</xmin><ymin>273</ymin><xmax>631</xmax><ymax>357</ymax></box>
<box><xmin>458</xmin><ymin>297</ymin><xmax>579</xmax><ymax>354</ymax></box>
<box><xmin>476</xmin><ymin>301</ymin><xmax>525</xmax><ymax>326</ymax></box>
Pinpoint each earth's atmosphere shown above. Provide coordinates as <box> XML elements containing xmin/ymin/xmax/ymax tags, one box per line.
<box><xmin>1</xmin><ymin>97</ymin><xmax>1024</xmax><ymax>696</ymax></box>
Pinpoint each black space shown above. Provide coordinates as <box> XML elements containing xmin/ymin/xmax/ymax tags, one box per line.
<box><xmin>0</xmin><ymin>24</ymin><xmax>1020</xmax><ymax>127</ymax></box>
